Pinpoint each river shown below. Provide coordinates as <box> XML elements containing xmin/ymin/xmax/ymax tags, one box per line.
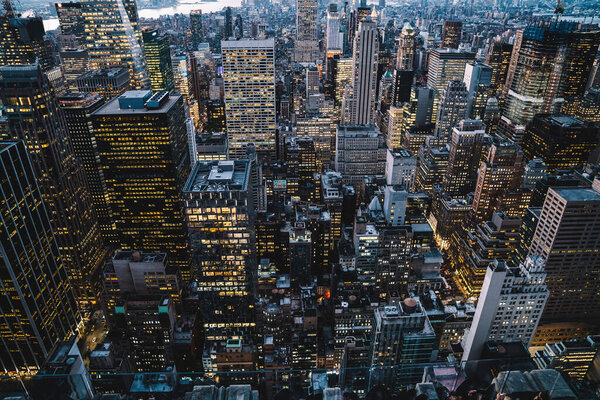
<box><xmin>43</xmin><ymin>0</ymin><xmax>242</xmax><ymax>31</ymax></box>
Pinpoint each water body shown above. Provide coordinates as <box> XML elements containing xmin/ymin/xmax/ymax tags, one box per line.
<box><xmin>43</xmin><ymin>0</ymin><xmax>241</xmax><ymax>31</ymax></box>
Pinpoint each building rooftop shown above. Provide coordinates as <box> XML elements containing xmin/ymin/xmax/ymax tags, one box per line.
<box><xmin>554</xmin><ymin>187</ymin><xmax>600</xmax><ymax>202</ymax></box>
<box><xmin>93</xmin><ymin>91</ymin><xmax>180</xmax><ymax>115</ymax></box>
<box><xmin>221</xmin><ymin>38</ymin><xmax>274</xmax><ymax>49</ymax></box>
<box><xmin>184</xmin><ymin>160</ymin><xmax>250</xmax><ymax>192</ymax></box>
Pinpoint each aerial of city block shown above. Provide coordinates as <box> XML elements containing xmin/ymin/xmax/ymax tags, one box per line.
<box><xmin>1</xmin><ymin>0</ymin><xmax>600</xmax><ymax>398</ymax></box>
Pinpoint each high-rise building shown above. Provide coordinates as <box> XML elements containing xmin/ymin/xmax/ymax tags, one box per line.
<box><xmin>0</xmin><ymin>9</ymin><xmax>53</xmax><ymax>70</ymax></box>
<box><xmin>82</xmin><ymin>0</ymin><xmax>150</xmax><ymax>89</ymax></box>
<box><xmin>0</xmin><ymin>140</ymin><xmax>81</xmax><ymax>374</ymax></box>
<box><xmin>347</xmin><ymin>19</ymin><xmax>379</xmax><ymax>124</ymax></box>
<box><xmin>450</xmin><ymin>212</ymin><xmax>522</xmax><ymax>297</ymax></box>
<box><xmin>485</xmin><ymin>38</ymin><xmax>513</xmax><ymax>92</ymax></box>
<box><xmin>92</xmin><ymin>90</ymin><xmax>191</xmax><ymax>280</ymax></box>
<box><xmin>415</xmin><ymin>144</ymin><xmax>449</xmax><ymax>196</ymax></box>
<box><xmin>58</xmin><ymin>93</ymin><xmax>115</xmax><ymax>244</ymax></box>
<box><xmin>335</xmin><ymin>124</ymin><xmax>387</xmax><ymax>187</ymax></box>
<box><xmin>305</xmin><ymin>66</ymin><xmax>320</xmax><ymax>97</ymax></box>
<box><xmin>463</xmin><ymin>62</ymin><xmax>492</xmax><ymax>119</ymax></box>
<box><xmin>433</xmin><ymin>78</ymin><xmax>469</xmax><ymax>139</ymax></box>
<box><xmin>561</xmin><ymin>88</ymin><xmax>600</xmax><ymax>123</ymax></box>
<box><xmin>326</xmin><ymin>4</ymin><xmax>343</xmax><ymax>52</ymax></box>
<box><xmin>369</xmin><ymin>299</ymin><xmax>435</xmax><ymax>389</ymax></box>
<box><xmin>183</xmin><ymin>160</ymin><xmax>256</xmax><ymax>340</ymax></box>
<box><xmin>385</xmin><ymin>149</ymin><xmax>417</xmax><ymax>189</ymax></box>
<box><xmin>295</xmin><ymin>0</ymin><xmax>318</xmax><ymax>62</ymax></box>
<box><xmin>0</xmin><ymin>64</ymin><xmax>106</xmax><ymax>312</ymax></box>
<box><xmin>441</xmin><ymin>21</ymin><xmax>462</xmax><ymax>49</ymax></box>
<box><xmin>527</xmin><ymin>186</ymin><xmax>600</xmax><ymax>336</ymax></box>
<box><xmin>221</xmin><ymin>39</ymin><xmax>276</xmax><ymax>160</ymax></box>
<box><xmin>462</xmin><ymin>257</ymin><xmax>549</xmax><ymax>362</ymax></box>
<box><xmin>142</xmin><ymin>29</ymin><xmax>174</xmax><ymax>91</ymax></box>
<box><xmin>522</xmin><ymin>114</ymin><xmax>599</xmax><ymax>173</ymax></box>
<box><xmin>472</xmin><ymin>140</ymin><xmax>526</xmax><ymax>222</ymax></box>
<box><xmin>189</xmin><ymin>10</ymin><xmax>204</xmax><ymax>50</ymax></box>
<box><xmin>76</xmin><ymin>68</ymin><xmax>131</xmax><ymax>99</ymax></box>
<box><xmin>535</xmin><ymin>336</ymin><xmax>600</xmax><ymax>382</ymax></box>
<box><xmin>499</xmin><ymin>21</ymin><xmax>600</xmax><ymax>143</ymax></box>
<box><xmin>59</xmin><ymin>49</ymin><xmax>89</xmax><ymax>91</ymax></box>
<box><xmin>396</xmin><ymin>23</ymin><xmax>416</xmax><ymax>71</ymax></box>
<box><xmin>55</xmin><ymin>2</ymin><xmax>85</xmax><ymax>42</ymax></box>
<box><xmin>443</xmin><ymin>119</ymin><xmax>490</xmax><ymax>197</ymax></box>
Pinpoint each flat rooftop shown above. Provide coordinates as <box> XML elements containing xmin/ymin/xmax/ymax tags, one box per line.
<box><xmin>184</xmin><ymin>160</ymin><xmax>250</xmax><ymax>193</ymax></box>
<box><xmin>221</xmin><ymin>38</ymin><xmax>274</xmax><ymax>49</ymax></box>
<box><xmin>92</xmin><ymin>91</ymin><xmax>180</xmax><ymax>115</ymax></box>
<box><xmin>554</xmin><ymin>187</ymin><xmax>600</xmax><ymax>202</ymax></box>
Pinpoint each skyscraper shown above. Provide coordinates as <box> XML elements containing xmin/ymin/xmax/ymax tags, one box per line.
<box><xmin>76</xmin><ymin>68</ymin><xmax>131</xmax><ymax>99</ymax></box>
<box><xmin>499</xmin><ymin>20</ymin><xmax>600</xmax><ymax>143</ymax></box>
<box><xmin>441</xmin><ymin>20</ymin><xmax>462</xmax><ymax>49</ymax></box>
<box><xmin>55</xmin><ymin>2</ymin><xmax>85</xmax><ymax>43</ymax></box>
<box><xmin>295</xmin><ymin>0</ymin><xmax>319</xmax><ymax>62</ymax></box>
<box><xmin>82</xmin><ymin>0</ymin><xmax>150</xmax><ymax>89</ymax></box>
<box><xmin>527</xmin><ymin>186</ymin><xmax>600</xmax><ymax>339</ymax></box>
<box><xmin>142</xmin><ymin>29</ymin><xmax>175</xmax><ymax>91</ymax></box>
<box><xmin>190</xmin><ymin>10</ymin><xmax>204</xmax><ymax>50</ymax></box>
<box><xmin>92</xmin><ymin>90</ymin><xmax>191</xmax><ymax>280</ymax></box>
<box><xmin>326</xmin><ymin>4</ymin><xmax>343</xmax><ymax>52</ymax></box>
<box><xmin>347</xmin><ymin>20</ymin><xmax>379</xmax><ymax>124</ymax></box>
<box><xmin>221</xmin><ymin>39</ymin><xmax>276</xmax><ymax>160</ymax></box>
<box><xmin>443</xmin><ymin>119</ymin><xmax>490</xmax><ymax>197</ymax></box>
<box><xmin>485</xmin><ymin>38</ymin><xmax>513</xmax><ymax>92</ymax></box>
<box><xmin>58</xmin><ymin>92</ymin><xmax>115</xmax><ymax>244</ymax></box>
<box><xmin>392</xmin><ymin>23</ymin><xmax>416</xmax><ymax>105</ymax></box>
<box><xmin>0</xmin><ymin>7</ymin><xmax>53</xmax><ymax>70</ymax></box>
<box><xmin>59</xmin><ymin>48</ymin><xmax>89</xmax><ymax>91</ymax></box>
<box><xmin>0</xmin><ymin>140</ymin><xmax>81</xmax><ymax>374</ymax></box>
<box><xmin>522</xmin><ymin>114</ymin><xmax>599</xmax><ymax>173</ymax></box>
<box><xmin>183</xmin><ymin>160</ymin><xmax>256</xmax><ymax>339</ymax></box>
<box><xmin>433</xmin><ymin>78</ymin><xmax>469</xmax><ymax>139</ymax></box>
<box><xmin>463</xmin><ymin>62</ymin><xmax>492</xmax><ymax>119</ymax></box>
<box><xmin>0</xmin><ymin>64</ymin><xmax>106</xmax><ymax>312</ymax></box>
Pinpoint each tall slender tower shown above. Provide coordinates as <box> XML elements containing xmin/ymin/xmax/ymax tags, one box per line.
<box><xmin>441</xmin><ymin>20</ymin><xmax>462</xmax><ymax>49</ymax></box>
<box><xmin>221</xmin><ymin>39</ymin><xmax>276</xmax><ymax>160</ymax></box>
<box><xmin>0</xmin><ymin>140</ymin><xmax>81</xmax><ymax>374</ymax></box>
<box><xmin>295</xmin><ymin>0</ymin><xmax>319</xmax><ymax>62</ymax></box>
<box><xmin>189</xmin><ymin>9</ymin><xmax>204</xmax><ymax>50</ymax></box>
<box><xmin>347</xmin><ymin>19</ymin><xmax>379</xmax><ymax>124</ymax></box>
<box><xmin>326</xmin><ymin>4</ymin><xmax>343</xmax><ymax>52</ymax></box>
<box><xmin>392</xmin><ymin>23</ymin><xmax>416</xmax><ymax>105</ymax></box>
<box><xmin>0</xmin><ymin>64</ymin><xmax>106</xmax><ymax>312</ymax></box>
<box><xmin>82</xmin><ymin>0</ymin><xmax>150</xmax><ymax>89</ymax></box>
<box><xmin>142</xmin><ymin>28</ymin><xmax>174</xmax><ymax>91</ymax></box>
<box><xmin>433</xmin><ymin>78</ymin><xmax>469</xmax><ymax>140</ymax></box>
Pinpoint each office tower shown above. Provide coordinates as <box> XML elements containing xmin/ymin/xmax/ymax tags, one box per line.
<box><xmin>383</xmin><ymin>185</ymin><xmax>408</xmax><ymax>226</ymax></box>
<box><xmin>522</xmin><ymin>158</ymin><xmax>547</xmax><ymax>190</ymax></box>
<box><xmin>472</xmin><ymin>140</ymin><xmax>526</xmax><ymax>222</ymax></box>
<box><xmin>346</xmin><ymin>19</ymin><xmax>379</xmax><ymax>124</ymax></box>
<box><xmin>321</xmin><ymin>171</ymin><xmax>354</xmax><ymax>240</ymax></box>
<box><xmin>339</xmin><ymin>336</ymin><xmax>371</xmax><ymax>396</ymax></box>
<box><xmin>396</xmin><ymin>23</ymin><xmax>415</xmax><ymax>71</ymax></box>
<box><xmin>427</xmin><ymin>49</ymin><xmax>475</xmax><ymax>124</ymax></box>
<box><xmin>142</xmin><ymin>29</ymin><xmax>174</xmax><ymax>91</ymax></box>
<box><xmin>463</xmin><ymin>62</ymin><xmax>492</xmax><ymax>119</ymax></box>
<box><xmin>172</xmin><ymin>52</ymin><xmax>193</xmax><ymax>102</ymax></box>
<box><xmin>305</xmin><ymin>66</ymin><xmax>320</xmax><ymax>97</ymax></box>
<box><xmin>333</xmin><ymin>56</ymin><xmax>353</xmax><ymax>106</ymax></box>
<box><xmin>221</xmin><ymin>39</ymin><xmax>276</xmax><ymax>160</ymax></box>
<box><xmin>443</xmin><ymin>120</ymin><xmax>490</xmax><ymax>197</ymax></box>
<box><xmin>450</xmin><ymin>212</ymin><xmax>522</xmax><ymax>297</ymax></box>
<box><xmin>295</xmin><ymin>0</ymin><xmax>318</xmax><ymax>62</ymax></box>
<box><xmin>285</xmin><ymin>137</ymin><xmax>319</xmax><ymax>201</ymax></box>
<box><xmin>190</xmin><ymin>10</ymin><xmax>204</xmax><ymax>50</ymax></box>
<box><xmin>369</xmin><ymin>299</ymin><xmax>435</xmax><ymax>389</ymax></box>
<box><xmin>92</xmin><ymin>91</ymin><xmax>191</xmax><ymax>279</ymax></box>
<box><xmin>326</xmin><ymin>4</ymin><xmax>343</xmax><ymax>52</ymax></box>
<box><xmin>377</xmin><ymin>225</ymin><xmax>412</xmax><ymax>296</ymax></box>
<box><xmin>76</xmin><ymin>68</ymin><xmax>131</xmax><ymax>99</ymax></box>
<box><xmin>59</xmin><ymin>48</ymin><xmax>89</xmax><ymax>91</ymax></box>
<box><xmin>55</xmin><ymin>2</ymin><xmax>85</xmax><ymax>43</ymax></box>
<box><xmin>392</xmin><ymin>69</ymin><xmax>413</xmax><ymax>105</ymax></box>
<box><xmin>297</xmin><ymin>112</ymin><xmax>334</xmax><ymax>170</ymax></box>
<box><xmin>335</xmin><ymin>124</ymin><xmax>387</xmax><ymax>187</ymax></box>
<box><xmin>58</xmin><ymin>93</ymin><xmax>115</xmax><ymax>244</ymax></box>
<box><xmin>204</xmin><ymin>100</ymin><xmax>226</xmax><ymax>132</ymax></box>
<box><xmin>82</xmin><ymin>0</ymin><xmax>150</xmax><ymax>89</ymax></box>
<box><xmin>433</xmin><ymin>78</ymin><xmax>469</xmax><ymax>139</ymax></box>
<box><xmin>415</xmin><ymin>145</ymin><xmax>449</xmax><ymax>195</ymax></box>
<box><xmin>194</xmin><ymin>131</ymin><xmax>228</xmax><ymax>162</ymax></box>
<box><xmin>441</xmin><ymin>20</ymin><xmax>462</xmax><ymax>49</ymax></box>
<box><xmin>353</xmin><ymin>218</ymin><xmax>379</xmax><ymax>287</ymax></box>
<box><xmin>535</xmin><ymin>336</ymin><xmax>600</xmax><ymax>382</ymax></box>
<box><xmin>485</xmin><ymin>38</ymin><xmax>512</xmax><ymax>92</ymax></box>
<box><xmin>234</xmin><ymin>14</ymin><xmax>243</xmax><ymax>39</ymax></box>
<box><xmin>0</xmin><ymin>140</ymin><xmax>81</xmax><ymax>374</ymax></box>
<box><xmin>561</xmin><ymin>88</ymin><xmax>600</xmax><ymax>123</ymax></box>
<box><xmin>183</xmin><ymin>160</ymin><xmax>256</xmax><ymax>339</ymax></box>
<box><xmin>527</xmin><ymin>186</ymin><xmax>600</xmax><ymax>339</ymax></box>
<box><xmin>462</xmin><ymin>257</ymin><xmax>549</xmax><ymax>362</ymax></box>
<box><xmin>522</xmin><ymin>115</ymin><xmax>599</xmax><ymax>173</ymax></box>
<box><xmin>114</xmin><ymin>295</ymin><xmax>175</xmax><ymax>372</ymax></box>
<box><xmin>0</xmin><ymin>8</ymin><xmax>53</xmax><ymax>70</ymax></box>
<box><xmin>500</xmin><ymin>21</ymin><xmax>600</xmax><ymax>144</ymax></box>
<box><xmin>0</xmin><ymin>64</ymin><xmax>105</xmax><ymax>311</ymax></box>
<box><xmin>385</xmin><ymin>149</ymin><xmax>417</xmax><ymax>189</ymax></box>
